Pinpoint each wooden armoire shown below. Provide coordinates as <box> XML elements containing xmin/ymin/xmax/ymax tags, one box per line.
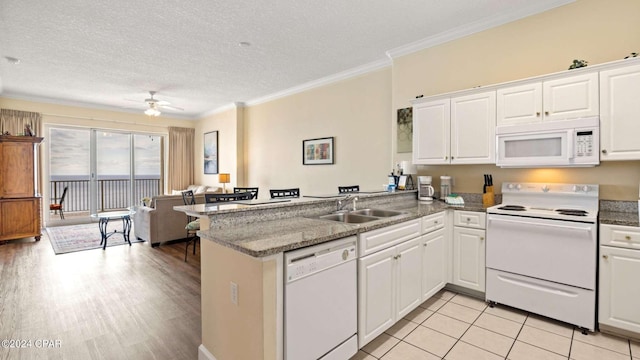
<box><xmin>0</xmin><ymin>136</ymin><xmax>43</xmax><ymax>241</ymax></box>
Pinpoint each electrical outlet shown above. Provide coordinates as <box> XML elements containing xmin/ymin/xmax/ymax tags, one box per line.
<box><xmin>230</xmin><ymin>282</ymin><xmax>238</xmax><ymax>305</ymax></box>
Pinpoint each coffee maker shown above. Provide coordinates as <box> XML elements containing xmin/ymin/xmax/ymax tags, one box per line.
<box><xmin>418</xmin><ymin>176</ymin><xmax>435</xmax><ymax>202</ymax></box>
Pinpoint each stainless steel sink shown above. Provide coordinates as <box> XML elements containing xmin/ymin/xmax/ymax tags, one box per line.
<box><xmin>350</xmin><ymin>208</ymin><xmax>406</xmax><ymax>218</ymax></box>
<box><xmin>317</xmin><ymin>208</ymin><xmax>407</xmax><ymax>224</ymax></box>
<box><xmin>318</xmin><ymin>213</ymin><xmax>379</xmax><ymax>223</ymax></box>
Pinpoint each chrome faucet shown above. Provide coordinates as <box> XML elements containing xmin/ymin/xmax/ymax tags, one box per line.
<box><xmin>336</xmin><ymin>195</ymin><xmax>358</xmax><ymax>212</ymax></box>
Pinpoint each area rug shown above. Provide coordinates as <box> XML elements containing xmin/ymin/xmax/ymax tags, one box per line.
<box><xmin>46</xmin><ymin>223</ymin><xmax>143</xmax><ymax>255</ymax></box>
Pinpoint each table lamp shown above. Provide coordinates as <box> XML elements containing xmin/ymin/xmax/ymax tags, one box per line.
<box><xmin>219</xmin><ymin>173</ymin><xmax>230</xmax><ymax>193</ymax></box>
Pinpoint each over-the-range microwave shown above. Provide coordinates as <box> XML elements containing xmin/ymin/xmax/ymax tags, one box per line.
<box><xmin>496</xmin><ymin>117</ymin><xmax>599</xmax><ymax>168</ymax></box>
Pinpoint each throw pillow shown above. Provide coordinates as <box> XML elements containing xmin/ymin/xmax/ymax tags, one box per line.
<box><xmin>185</xmin><ymin>219</ymin><xmax>200</xmax><ymax>231</ymax></box>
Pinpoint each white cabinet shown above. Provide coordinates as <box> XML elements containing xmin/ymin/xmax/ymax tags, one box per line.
<box><xmin>413</xmin><ymin>91</ymin><xmax>495</xmax><ymax>165</ymax></box>
<box><xmin>421</xmin><ymin>228</ymin><xmax>446</xmax><ymax>301</ymax></box>
<box><xmin>497</xmin><ymin>72</ymin><xmax>598</xmax><ymax>125</ymax></box>
<box><xmin>452</xmin><ymin>211</ymin><xmax>486</xmax><ymax>292</ymax></box>
<box><xmin>421</xmin><ymin>212</ymin><xmax>447</xmax><ymax>300</ymax></box>
<box><xmin>412</xmin><ymin>98</ymin><xmax>450</xmax><ymax>165</ymax></box>
<box><xmin>358</xmin><ymin>237</ymin><xmax>422</xmax><ymax>346</ymax></box>
<box><xmin>451</xmin><ymin>91</ymin><xmax>496</xmax><ymax>164</ymax></box>
<box><xmin>599</xmin><ymin>63</ymin><xmax>640</xmax><ymax>160</ymax></box>
<box><xmin>599</xmin><ymin>224</ymin><xmax>640</xmax><ymax>334</ymax></box>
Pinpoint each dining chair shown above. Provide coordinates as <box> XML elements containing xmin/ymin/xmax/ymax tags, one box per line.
<box><xmin>50</xmin><ymin>186</ymin><xmax>68</xmax><ymax>220</ymax></box>
<box><xmin>205</xmin><ymin>192</ymin><xmax>253</xmax><ymax>203</ymax></box>
<box><xmin>270</xmin><ymin>188</ymin><xmax>300</xmax><ymax>199</ymax></box>
<box><xmin>181</xmin><ymin>190</ymin><xmax>199</xmax><ymax>262</ymax></box>
<box><xmin>338</xmin><ymin>185</ymin><xmax>360</xmax><ymax>193</ymax></box>
<box><xmin>233</xmin><ymin>187</ymin><xmax>259</xmax><ymax>200</ymax></box>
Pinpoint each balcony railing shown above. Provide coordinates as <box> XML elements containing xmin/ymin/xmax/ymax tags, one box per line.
<box><xmin>50</xmin><ymin>178</ymin><xmax>161</xmax><ymax>213</ymax></box>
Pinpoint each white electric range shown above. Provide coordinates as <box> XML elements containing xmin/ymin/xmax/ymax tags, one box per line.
<box><xmin>486</xmin><ymin>182</ymin><xmax>599</xmax><ymax>332</ymax></box>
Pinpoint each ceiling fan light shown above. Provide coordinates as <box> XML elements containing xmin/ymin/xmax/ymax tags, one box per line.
<box><xmin>144</xmin><ymin>107</ymin><xmax>161</xmax><ymax>116</ymax></box>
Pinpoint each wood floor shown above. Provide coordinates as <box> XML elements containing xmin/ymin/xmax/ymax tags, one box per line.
<box><xmin>0</xmin><ymin>232</ymin><xmax>201</xmax><ymax>360</ymax></box>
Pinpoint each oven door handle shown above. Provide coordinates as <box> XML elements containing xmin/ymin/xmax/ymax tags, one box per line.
<box><xmin>488</xmin><ymin>217</ymin><xmax>593</xmax><ymax>233</ymax></box>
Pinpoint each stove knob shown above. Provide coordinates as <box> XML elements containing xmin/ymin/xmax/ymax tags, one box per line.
<box><xmin>572</xmin><ymin>185</ymin><xmax>579</xmax><ymax>192</ymax></box>
<box><xmin>582</xmin><ymin>185</ymin><xmax>589</xmax><ymax>192</ymax></box>
<box><xmin>507</xmin><ymin>183</ymin><xmax>514</xmax><ymax>190</ymax></box>
<box><xmin>542</xmin><ymin>185</ymin><xmax>549</xmax><ymax>192</ymax></box>
<box><xmin>515</xmin><ymin>184</ymin><xmax>522</xmax><ymax>190</ymax></box>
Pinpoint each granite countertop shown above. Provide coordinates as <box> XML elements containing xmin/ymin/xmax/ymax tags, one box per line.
<box><xmin>599</xmin><ymin>210</ymin><xmax>640</xmax><ymax>227</ymax></box>
<box><xmin>197</xmin><ymin>199</ymin><xmax>488</xmax><ymax>257</ymax></box>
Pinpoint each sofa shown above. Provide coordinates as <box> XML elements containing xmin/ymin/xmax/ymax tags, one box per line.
<box><xmin>133</xmin><ymin>185</ymin><xmax>220</xmax><ymax>246</ymax></box>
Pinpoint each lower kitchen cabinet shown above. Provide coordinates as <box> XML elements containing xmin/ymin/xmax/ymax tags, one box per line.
<box><xmin>358</xmin><ymin>237</ymin><xmax>422</xmax><ymax>347</ymax></box>
<box><xmin>421</xmin><ymin>228</ymin><xmax>447</xmax><ymax>300</ymax></box>
<box><xmin>599</xmin><ymin>224</ymin><xmax>640</xmax><ymax>334</ymax></box>
<box><xmin>452</xmin><ymin>211</ymin><xmax>486</xmax><ymax>292</ymax></box>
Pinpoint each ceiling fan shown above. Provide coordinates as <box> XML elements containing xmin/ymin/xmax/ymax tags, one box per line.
<box><xmin>142</xmin><ymin>91</ymin><xmax>183</xmax><ymax>116</ymax></box>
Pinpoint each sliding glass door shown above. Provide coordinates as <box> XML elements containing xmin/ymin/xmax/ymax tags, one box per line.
<box><xmin>47</xmin><ymin>126</ymin><xmax>162</xmax><ymax>224</ymax></box>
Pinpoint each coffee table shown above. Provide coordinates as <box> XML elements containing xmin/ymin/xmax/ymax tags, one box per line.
<box><xmin>90</xmin><ymin>210</ymin><xmax>135</xmax><ymax>250</ymax></box>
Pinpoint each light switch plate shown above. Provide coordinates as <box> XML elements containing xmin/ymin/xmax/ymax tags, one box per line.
<box><xmin>230</xmin><ymin>282</ymin><xmax>238</xmax><ymax>305</ymax></box>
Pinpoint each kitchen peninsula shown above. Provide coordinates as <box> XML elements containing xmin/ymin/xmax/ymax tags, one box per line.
<box><xmin>174</xmin><ymin>191</ymin><xmax>486</xmax><ymax>360</ymax></box>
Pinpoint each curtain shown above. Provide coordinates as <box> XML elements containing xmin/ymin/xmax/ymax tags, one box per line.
<box><xmin>168</xmin><ymin>127</ymin><xmax>195</xmax><ymax>192</ymax></box>
<box><xmin>0</xmin><ymin>109</ymin><xmax>42</xmax><ymax>136</ymax></box>
<box><xmin>0</xmin><ymin>109</ymin><xmax>44</xmax><ymax>195</ymax></box>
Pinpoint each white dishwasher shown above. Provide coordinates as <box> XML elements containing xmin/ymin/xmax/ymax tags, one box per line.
<box><xmin>284</xmin><ymin>236</ymin><xmax>358</xmax><ymax>360</ymax></box>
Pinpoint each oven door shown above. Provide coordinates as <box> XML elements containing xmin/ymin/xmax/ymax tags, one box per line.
<box><xmin>486</xmin><ymin>213</ymin><xmax>596</xmax><ymax>289</ymax></box>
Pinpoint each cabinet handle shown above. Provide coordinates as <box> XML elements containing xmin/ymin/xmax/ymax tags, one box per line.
<box><xmin>545</xmin><ymin>111</ymin><xmax>549</xmax><ymax>116</ymax></box>
<box><xmin>602</xmin><ymin>149</ymin><xmax>607</xmax><ymax>154</ymax></box>
<box><xmin>423</xmin><ymin>243</ymin><xmax>428</xmax><ymax>247</ymax></box>
<box><xmin>602</xmin><ymin>255</ymin><xmax>608</xmax><ymax>259</ymax></box>
<box><xmin>625</xmin><ymin>235</ymin><xmax>632</xmax><ymax>240</ymax></box>
<box><xmin>480</xmin><ymin>237</ymin><xmax>485</xmax><ymax>241</ymax></box>
<box><xmin>451</xmin><ymin>156</ymin><xmax>454</xmax><ymax>160</ymax></box>
<box><xmin>466</xmin><ymin>218</ymin><xmax>471</xmax><ymax>222</ymax></box>
<box><xmin>445</xmin><ymin>156</ymin><xmax>448</xmax><ymax>160</ymax></box>
<box><xmin>398</xmin><ymin>254</ymin><xmax>402</xmax><ymax>259</ymax></box>
<box><xmin>434</xmin><ymin>220</ymin><xmax>438</xmax><ymax>224</ymax></box>
<box><xmin>536</xmin><ymin>112</ymin><xmax>541</xmax><ymax>116</ymax></box>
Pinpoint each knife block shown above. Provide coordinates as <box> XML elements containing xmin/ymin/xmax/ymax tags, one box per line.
<box><xmin>482</xmin><ymin>187</ymin><xmax>495</xmax><ymax>207</ymax></box>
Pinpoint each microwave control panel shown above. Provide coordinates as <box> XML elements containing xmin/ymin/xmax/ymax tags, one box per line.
<box><xmin>575</xmin><ymin>130</ymin><xmax>594</xmax><ymax>157</ymax></box>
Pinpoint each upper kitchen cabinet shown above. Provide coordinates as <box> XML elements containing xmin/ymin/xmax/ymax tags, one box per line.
<box><xmin>496</xmin><ymin>72</ymin><xmax>599</xmax><ymax>126</ymax></box>
<box><xmin>412</xmin><ymin>98</ymin><xmax>450</xmax><ymax>165</ymax></box>
<box><xmin>599</xmin><ymin>63</ymin><xmax>640</xmax><ymax>160</ymax></box>
<box><xmin>450</xmin><ymin>91</ymin><xmax>496</xmax><ymax>164</ymax></box>
<box><xmin>412</xmin><ymin>91</ymin><xmax>495</xmax><ymax>165</ymax></box>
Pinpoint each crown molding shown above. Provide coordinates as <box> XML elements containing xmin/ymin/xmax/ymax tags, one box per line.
<box><xmin>386</xmin><ymin>0</ymin><xmax>575</xmax><ymax>59</ymax></box>
<box><xmin>197</xmin><ymin>102</ymin><xmax>245</xmax><ymax>119</ymax></box>
<box><xmin>244</xmin><ymin>58</ymin><xmax>391</xmax><ymax>107</ymax></box>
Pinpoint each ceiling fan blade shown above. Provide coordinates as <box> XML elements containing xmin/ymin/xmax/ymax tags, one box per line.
<box><xmin>158</xmin><ymin>104</ymin><xmax>184</xmax><ymax>111</ymax></box>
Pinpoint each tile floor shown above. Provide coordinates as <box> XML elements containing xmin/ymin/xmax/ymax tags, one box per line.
<box><xmin>351</xmin><ymin>290</ymin><xmax>640</xmax><ymax>360</ymax></box>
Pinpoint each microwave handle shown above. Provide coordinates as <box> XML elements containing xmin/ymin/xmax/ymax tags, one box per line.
<box><xmin>567</xmin><ymin>130</ymin><xmax>575</xmax><ymax>159</ymax></box>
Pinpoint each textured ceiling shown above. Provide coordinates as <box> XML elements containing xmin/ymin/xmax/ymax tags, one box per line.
<box><xmin>0</xmin><ymin>0</ymin><xmax>572</xmax><ymax>119</ymax></box>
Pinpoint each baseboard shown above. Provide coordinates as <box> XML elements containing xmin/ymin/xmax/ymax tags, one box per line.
<box><xmin>198</xmin><ymin>344</ymin><xmax>216</xmax><ymax>360</ymax></box>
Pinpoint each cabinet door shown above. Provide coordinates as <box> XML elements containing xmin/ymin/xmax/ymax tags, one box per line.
<box><xmin>412</xmin><ymin>99</ymin><xmax>450</xmax><ymax>164</ymax></box>
<box><xmin>496</xmin><ymin>82</ymin><xmax>542</xmax><ymax>126</ymax></box>
<box><xmin>421</xmin><ymin>229</ymin><xmax>447</xmax><ymax>301</ymax></box>
<box><xmin>453</xmin><ymin>227</ymin><xmax>486</xmax><ymax>292</ymax></box>
<box><xmin>396</xmin><ymin>237</ymin><xmax>423</xmax><ymax>319</ymax></box>
<box><xmin>600</xmin><ymin>64</ymin><xmax>640</xmax><ymax>160</ymax></box>
<box><xmin>599</xmin><ymin>246</ymin><xmax>640</xmax><ymax>333</ymax></box>
<box><xmin>543</xmin><ymin>72</ymin><xmax>599</xmax><ymax>122</ymax></box>
<box><xmin>0</xmin><ymin>198</ymin><xmax>40</xmax><ymax>241</ymax></box>
<box><xmin>0</xmin><ymin>142</ymin><xmax>35</xmax><ymax>198</ymax></box>
<box><xmin>358</xmin><ymin>246</ymin><xmax>396</xmax><ymax>347</ymax></box>
<box><xmin>450</xmin><ymin>91</ymin><xmax>496</xmax><ymax>164</ymax></box>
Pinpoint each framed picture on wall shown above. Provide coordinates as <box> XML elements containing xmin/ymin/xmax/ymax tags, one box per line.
<box><xmin>302</xmin><ymin>137</ymin><xmax>334</xmax><ymax>165</ymax></box>
<box><xmin>204</xmin><ymin>131</ymin><xmax>218</xmax><ymax>174</ymax></box>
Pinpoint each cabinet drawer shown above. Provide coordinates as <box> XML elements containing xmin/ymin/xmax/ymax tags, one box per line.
<box><xmin>600</xmin><ymin>224</ymin><xmax>640</xmax><ymax>250</ymax></box>
<box><xmin>422</xmin><ymin>212</ymin><xmax>445</xmax><ymax>234</ymax></box>
<box><xmin>359</xmin><ymin>219</ymin><xmax>421</xmax><ymax>257</ymax></box>
<box><xmin>453</xmin><ymin>211</ymin><xmax>486</xmax><ymax>229</ymax></box>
